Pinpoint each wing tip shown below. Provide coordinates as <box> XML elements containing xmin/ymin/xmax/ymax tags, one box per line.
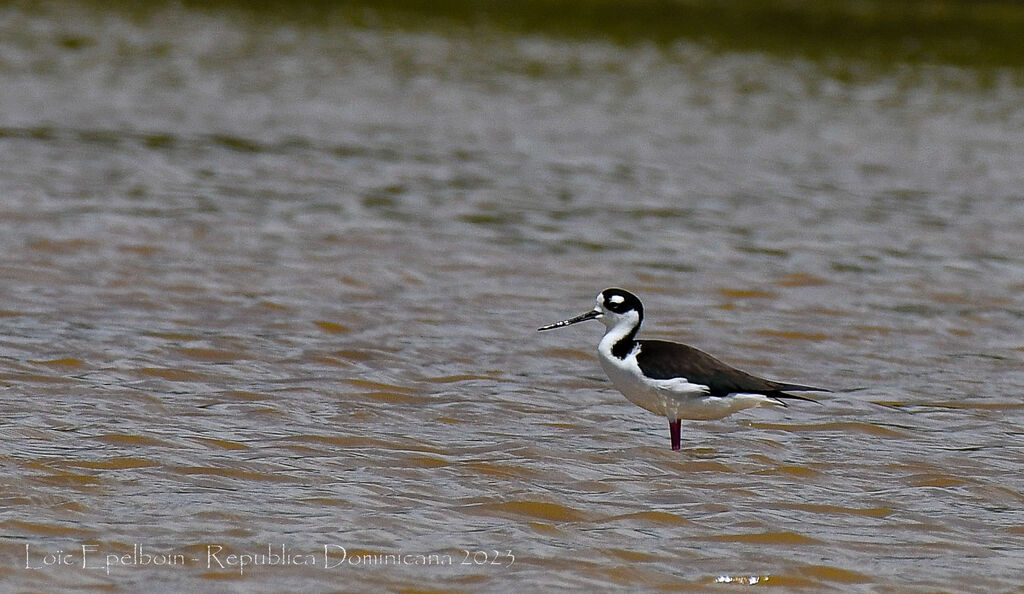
<box><xmin>770</xmin><ymin>391</ymin><xmax>823</xmax><ymax>405</ymax></box>
<box><xmin>778</xmin><ymin>383</ymin><xmax>831</xmax><ymax>393</ymax></box>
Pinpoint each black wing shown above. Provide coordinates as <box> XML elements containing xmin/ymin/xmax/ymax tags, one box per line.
<box><xmin>635</xmin><ymin>340</ymin><xmax>828</xmax><ymax>399</ymax></box>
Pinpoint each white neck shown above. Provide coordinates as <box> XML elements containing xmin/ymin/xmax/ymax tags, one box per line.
<box><xmin>598</xmin><ymin>311</ymin><xmax>641</xmax><ymax>356</ymax></box>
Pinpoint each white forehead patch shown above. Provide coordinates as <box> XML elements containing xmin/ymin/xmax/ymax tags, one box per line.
<box><xmin>609</xmin><ymin>294</ymin><xmax>625</xmax><ymax>304</ymax></box>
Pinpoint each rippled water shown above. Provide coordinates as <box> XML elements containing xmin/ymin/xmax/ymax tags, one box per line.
<box><xmin>2</xmin><ymin>2</ymin><xmax>1023</xmax><ymax>591</ymax></box>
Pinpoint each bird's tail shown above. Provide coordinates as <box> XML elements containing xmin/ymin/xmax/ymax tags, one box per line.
<box><xmin>777</xmin><ymin>382</ymin><xmax>830</xmax><ymax>393</ymax></box>
<box><xmin>768</xmin><ymin>383</ymin><xmax>829</xmax><ymax>406</ymax></box>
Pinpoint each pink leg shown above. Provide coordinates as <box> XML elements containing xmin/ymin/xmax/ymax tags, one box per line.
<box><xmin>669</xmin><ymin>419</ymin><xmax>681</xmax><ymax>451</ymax></box>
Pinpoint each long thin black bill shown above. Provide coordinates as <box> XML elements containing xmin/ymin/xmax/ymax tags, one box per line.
<box><xmin>537</xmin><ymin>309</ymin><xmax>600</xmax><ymax>331</ymax></box>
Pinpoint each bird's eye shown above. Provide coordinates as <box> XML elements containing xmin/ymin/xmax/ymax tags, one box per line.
<box><xmin>605</xmin><ymin>294</ymin><xmax>627</xmax><ymax>311</ymax></box>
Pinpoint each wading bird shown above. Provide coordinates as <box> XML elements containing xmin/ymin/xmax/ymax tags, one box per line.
<box><xmin>538</xmin><ymin>288</ymin><xmax>827</xmax><ymax>450</ymax></box>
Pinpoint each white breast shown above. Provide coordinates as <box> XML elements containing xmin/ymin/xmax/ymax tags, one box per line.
<box><xmin>596</xmin><ymin>334</ymin><xmax>706</xmax><ymax>417</ymax></box>
<box><xmin>596</xmin><ymin>336</ymin><xmax>777</xmax><ymax>421</ymax></box>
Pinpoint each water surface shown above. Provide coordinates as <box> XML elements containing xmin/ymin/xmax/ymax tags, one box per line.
<box><xmin>1</xmin><ymin>2</ymin><xmax>1023</xmax><ymax>591</ymax></box>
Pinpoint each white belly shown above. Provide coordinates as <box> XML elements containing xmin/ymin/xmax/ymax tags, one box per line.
<box><xmin>598</xmin><ymin>348</ymin><xmax>776</xmax><ymax>421</ymax></box>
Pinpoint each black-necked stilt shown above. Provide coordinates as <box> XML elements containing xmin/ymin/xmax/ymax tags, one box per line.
<box><xmin>538</xmin><ymin>288</ymin><xmax>828</xmax><ymax>451</ymax></box>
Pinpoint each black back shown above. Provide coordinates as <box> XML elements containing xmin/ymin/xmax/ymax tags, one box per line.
<box><xmin>635</xmin><ymin>339</ymin><xmax>826</xmax><ymax>398</ymax></box>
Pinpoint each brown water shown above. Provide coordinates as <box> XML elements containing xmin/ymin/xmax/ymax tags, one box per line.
<box><xmin>2</xmin><ymin>2</ymin><xmax>1024</xmax><ymax>591</ymax></box>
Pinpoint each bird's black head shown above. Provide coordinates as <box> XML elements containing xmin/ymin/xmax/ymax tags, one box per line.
<box><xmin>537</xmin><ymin>287</ymin><xmax>645</xmax><ymax>332</ymax></box>
<box><xmin>599</xmin><ymin>287</ymin><xmax>644</xmax><ymax>319</ymax></box>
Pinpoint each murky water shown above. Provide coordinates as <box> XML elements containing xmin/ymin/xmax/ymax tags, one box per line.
<box><xmin>2</xmin><ymin>2</ymin><xmax>1023</xmax><ymax>591</ymax></box>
